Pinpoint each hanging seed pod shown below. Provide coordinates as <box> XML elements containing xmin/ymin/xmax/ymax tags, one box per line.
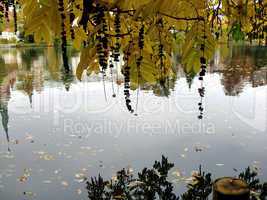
<box><xmin>123</xmin><ymin>39</ymin><xmax>134</xmax><ymax>113</ymax></box>
<box><xmin>58</xmin><ymin>0</ymin><xmax>69</xmax><ymax>70</ymax></box>
<box><xmin>11</xmin><ymin>0</ymin><xmax>17</xmax><ymax>33</ymax></box>
<box><xmin>58</xmin><ymin>0</ymin><xmax>67</xmax><ymax>46</ymax></box>
<box><xmin>114</xmin><ymin>12</ymin><xmax>121</xmax><ymax>62</ymax></box>
<box><xmin>198</xmin><ymin>87</ymin><xmax>205</xmax><ymax>97</ymax></box>
<box><xmin>137</xmin><ymin>25</ymin><xmax>145</xmax><ymax>66</ymax></box>
<box><xmin>69</xmin><ymin>1</ymin><xmax>75</xmax><ymax>40</ymax></box>
<box><xmin>4</xmin><ymin>0</ymin><xmax>8</xmax><ymax>22</ymax></box>
<box><xmin>93</xmin><ymin>4</ymin><xmax>108</xmax><ymax>74</ymax></box>
<box><xmin>109</xmin><ymin>59</ymin><xmax>116</xmax><ymax>98</ymax></box>
<box><xmin>138</xmin><ymin>24</ymin><xmax>145</xmax><ymax>50</ymax></box>
<box><xmin>200</xmin><ymin>57</ymin><xmax>206</xmax><ymax>65</ymax></box>
<box><xmin>197</xmin><ymin>22</ymin><xmax>207</xmax><ymax>120</ymax></box>
<box><xmin>157</xmin><ymin>18</ymin><xmax>166</xmax><ymax>80</ymax></box>
<box><xmin>159</xmin><ymin>44</ymin><xmax>164</xmax><ymax>58</ymax></box>
<box><xmin>0</xmin><ymin>2</ymin><xmax>4</xmax><ymax>25</ymax></box>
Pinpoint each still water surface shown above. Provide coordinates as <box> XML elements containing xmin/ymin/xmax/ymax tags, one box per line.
<box><xmin>0</xmin><ymin>46</ymin><xmax>267</xmax><ymax>199</ymax></box>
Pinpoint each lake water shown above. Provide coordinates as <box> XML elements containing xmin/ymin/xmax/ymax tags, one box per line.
<box><xmin>0</xmin><ymin>45</ymin><xmax>267</xmax><ymax>199</ymax></box>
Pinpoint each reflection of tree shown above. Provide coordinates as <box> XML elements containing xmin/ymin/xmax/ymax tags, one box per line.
<box><xmin>0</xmin><ymin>101</ymin><xmax>9</xmax><ymax>151</ymax></box>
<box><xmin>17</xmin><ymin>48</ymin><xmax>45</xmax><ymax>101</ymax></box>
<box><xmin>185</xmin><ymin>71</ymin><xmax>197</xmax><ymax>89</ymax></box>
<box><xmin>20</xmin><ymin>48</ymin><xmax>43</xmax><ymax>70</ymax></box>
<box><xmin>252</xmin><ymin>67</ymin><xmax>267</xmax><ymax>88</ymax></box>
<box><xmin>220</xmin><ymin>47</ymin><xmax>255</xmax><ymax>96</ymax></box>
<box><xmin>0</xmin><ymin>62</ymin><xmax>17</xmax><ymax>152</ymax></box>
<box><xmin>86</xmin><ymin>156</ymin><xmax>267</xmax><ymax>200</ymax></box>
<box><xmin>0</xmin><ymin>57</ymin><xmax>7</xmax><ymax>85</ymax></box>
<box><xmin>45</xmin><ymin>47</ymin><xmax>61</xmax><ymax>81</ymax></box>
<box><xmin>209</xmin><ymin>46</ymin><xmax>267</xmax><ymax>96</ymax></box>
<box><xmin>61</xmin><ymin>69</ymin><xmax>74</xmax><ymax>91</ymax></box>
<box><xmin>153</xmin><ymin>77</ymin><xmax>176</xmax><ymax>97</ymax></box>
<box><xmin>16</xmin><ymin>73</ymin><xmax>34</xmax><ymax>106</ymax></box>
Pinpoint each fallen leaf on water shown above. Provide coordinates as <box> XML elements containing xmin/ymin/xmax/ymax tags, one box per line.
<box><xmin>172</xmin><ymin>170</ymin><xmax>181</xmax><ymax>177</ymax></box>
<box><xmin>18</xmin><ymin>175</ymin><xmax>28</xmax><ymax>183</ymax></box>
<box><xmin>61</xmin><ymin>181</ymin><xmax>69</xmax><ymax>187</ymax></box>
<box><xmin>54</xmin><ymin>169</ymin><xmax>61</xmax><ymax>174</ymax></box>
<box><xmin>34</xmin><ymin>151</ymin><xmax>55</xmax><ymax>160</ymax></box>
<box><xmin>25</xmin><ymin>133</ymin><xmax>33</xmax><ymax>141</ymax></box>
<box><xmin>180</xmin><ymin>154</ymin><xmax>186</xmax><ymax>158</ymax></box>
<box><xmin>112</xmin><ymin>175</ymin><xmax>118</xmax><ymax>181</ymax></box>
<box><xmin>75</xmin><ymin>173</ymin><xmax>87</xmax><ymax>183</ymax></box>
<box><xmin>23</xmin><ymin>191</ymin><xmax>36</xmax><ymax>197</ymax></box>
<box><xmin>18</xmin><ymin>169</ymin><xmax>31</xmax><ymax>183</ymax></box>
<box><xmin>76</xmin><ymin>189</ymin><xmax>82</xmax><ymax>195</ymax></box>
<box><xmin>194</xmin><ymin>143</ymin><xmax>210</xmax><ymax>152</ymax></box>
<box><xmin>81</xmin><ymin>168</ymin><xmax>87</xmax><ymax>172</ymax></box>
<box><xmin>43</xmin><ymin>154</ymin><xmax>55</xmax><ymax>161</ymax></box>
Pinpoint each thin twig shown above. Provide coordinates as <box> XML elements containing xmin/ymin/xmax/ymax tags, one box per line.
<box><xmin>159</xmin><ymin>12</ymin><xmax>204</xmax><ymax>21</ymax></box>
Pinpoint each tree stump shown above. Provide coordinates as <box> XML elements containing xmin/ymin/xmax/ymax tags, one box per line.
<box><xmin>213</xmin><ymin>177</ymin><xmax>250</xmax><ymax>200</ymax></box>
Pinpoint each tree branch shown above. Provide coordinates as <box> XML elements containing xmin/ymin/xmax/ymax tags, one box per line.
<box><xmin>159</xmin><ymin>12</ymin><xmax>204</xmax><ymax>21</ymax></box>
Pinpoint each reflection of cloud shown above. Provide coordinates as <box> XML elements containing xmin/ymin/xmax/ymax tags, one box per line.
<box><xmin>231</xmin><ymin>88</ymin><xmax>267</xmax><ymax>132</ymax></box>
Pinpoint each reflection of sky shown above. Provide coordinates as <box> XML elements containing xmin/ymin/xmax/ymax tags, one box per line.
<box><xmin>0</xmin><ymin>47</ymin><xmax>267</xmax><ymax>199</ymax></box>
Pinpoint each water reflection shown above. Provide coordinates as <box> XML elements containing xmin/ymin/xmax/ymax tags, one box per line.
<box><xmin>0</xmin><ymin>45</ymin><xmax>266</xmax><ymax>199</ymax></box>
<box><xmin>0</xmin><ymin>45</ymin><xmax>267</xmax><ymax>140</ymax></box>
<box><xmin>0</xmin><ymin>46</ymin><xmax>266</xmax><ymax>102</ymax></box>
<box><xmin>210</xmin><ymin>46</ymin><xmax>267</xmax><ymax>96</ymax></box>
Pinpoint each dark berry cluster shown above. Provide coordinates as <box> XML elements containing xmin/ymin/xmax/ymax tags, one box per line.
<box><xmin>198</xmin><ymin>87</ymin><xmax>205</xmax><ymax>119</ymax></box>
<box><xmin>199</xmin><ymin>56</ymin><xmax>206</xmax><ymax>80</ymax></box>
<box><xmin>157</xmin><ymin>18</ymin><xmax>165</xmax><ymax>75</ymax></box>
<box><xmin>136</xmin><ymin>25</ymin><xmax>145</xmax><ymax>67</ymax></box>
<box><xmin>138</xmin><ymin>25</ymin><xmax>145</xmax><ymax>49</ymax></box>
<box><xmin>198</xmin><ymin>25</ymin><xmax>207</xmax><ymax>120</ymax></box>
<box><xmin>123</xmin><ymin>40</ymin><xmax>134</xmax><ymax>113</ymax></box>
<box><xmin>159</xmin><ymin>44</ymin><xmax>164</xmax><ymax>59</ymax></box>
<box><xmin>0</xmin><ymin>0</ymin><xmax>9</xmax><ymax>22</ymax></box>
<box><xmin>58</xmin><ymin>0</ymin><xmax>67</xmax><ymax>44</ymax></box>
<box><xmin>11</xmin><ymin>0</ymin><xmax>17</xmax><ymax>33</ymax></box>
<box><xmin>109</xmin><ymin>59</ymin><xmax>116</xmax><ymax>98</ymax></box>
<box><xmin>114</xmin><ymin>12</ymin><xmax>121</xmax><ymax>62</ymax></box>
<box><xmin>58</xmin><ymin>0</ymin><xmax>69</xmax><ymax>70</ymax></box>
<box><xmin>4</xmin><ymin>0</ymin><xmax>8</xmax><ymax>21</ymax></box>
<box><xmin>94</xmin><ymin>4</ymin><xmax>108</xmax><ymax>74</ymax></box>
<box><xmin>0</xmin><ymin>2</ymin><xmax>4</xmax><ymax>25</ymax></box>
<box><xmin>75</xmin><ymin>2</ymin><xmax>82</xmax><ymax>11</ymax></box>
<box><xmin>69</xmin><ymin>1</ymin><xmax>75</xmax><ymax>40</ymax></box>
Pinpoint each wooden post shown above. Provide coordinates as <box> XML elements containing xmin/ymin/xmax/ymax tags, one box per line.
<box><xmin>213</xmin><ymin>177</ymin><xmax>250</xmax><ymax>200</ymax></box>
